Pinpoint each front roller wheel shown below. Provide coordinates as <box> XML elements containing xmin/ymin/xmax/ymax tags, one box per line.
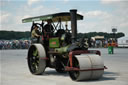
<box><xmin>27</xmin><ymin>44</ymin><xmax>46</xmax><ymax>75</ymax></box>
<box><xmin>69</xmin><ymin>54</ymin><xmax>104</xmax><ymax>81</ymax></box>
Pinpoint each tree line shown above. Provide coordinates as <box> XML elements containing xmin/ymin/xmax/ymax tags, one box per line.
<box><xmin>0</xmin><ymin>30</ymin><xmax>125</xmax><ymax>40</ymax></box>
<box><xmin>0</xmin><ymin>31</ymin><xmax>30</xmax><ymax>40</ymax></box>
<box><xmin>77</xmin><ymin>32</ymin><xmax>125</xmax><ymax>39</ymax></box>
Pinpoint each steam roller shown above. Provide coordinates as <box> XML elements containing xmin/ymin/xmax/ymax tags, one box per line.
<box><xmin>23</xmin><ymin>9</ymin><xmax>106</xmax><ymax>81</ymax></box>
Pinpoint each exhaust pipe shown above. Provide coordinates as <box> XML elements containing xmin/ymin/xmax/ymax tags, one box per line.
<box><xmin>70</xmin><ymin>9</ymin><xmax>77</xmax><ymax>43</ymax></box>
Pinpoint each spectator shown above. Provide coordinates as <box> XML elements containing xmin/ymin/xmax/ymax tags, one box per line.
<box><xmin>0</xmin><ymin>40</ymin><xmax>31</xmax><ymax>50</ymax></box>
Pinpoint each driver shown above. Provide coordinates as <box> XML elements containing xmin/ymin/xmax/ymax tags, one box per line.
<box><xmin>31</xmin><ymin>25</ymin><xmax>41</xmax><ymax>43</ymax></box>
<box><xmin>43</xmin><ymin>20</ymin><xmax>54</xmax><ymax>37</ymax></box>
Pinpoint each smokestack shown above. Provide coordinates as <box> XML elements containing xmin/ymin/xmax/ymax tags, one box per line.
<box><xmin>70</xmin><ymin>9</ymin><xmax>77</xmax><ymax>43</ymax></box>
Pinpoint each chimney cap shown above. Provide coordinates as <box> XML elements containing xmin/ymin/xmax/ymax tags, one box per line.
<box><xmin>70</xmin><ymin>9</ymin><xmax>77</xmax><ymax>12</ymax></box>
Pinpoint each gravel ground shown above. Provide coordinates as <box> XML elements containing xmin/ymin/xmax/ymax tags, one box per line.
<box><xmin>1</xmin><ymin>48</ymin><xmax>128</xmax><ymax>85</ymax></box>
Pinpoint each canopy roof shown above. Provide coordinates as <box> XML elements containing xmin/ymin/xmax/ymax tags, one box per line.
<box><xmin>22</xmin><ymin>12</ymin><xmax>83</xmax><ymax>23</ymax></box>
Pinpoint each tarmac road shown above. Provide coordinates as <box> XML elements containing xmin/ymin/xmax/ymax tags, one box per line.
<box><xmin>1</xmin><ymin>48</ymin><xmax>128</xmax><ymax>85</ymax></box>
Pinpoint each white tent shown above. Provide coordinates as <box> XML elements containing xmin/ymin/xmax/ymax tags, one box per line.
<box><xmin>118</xmin><ymin>37</ymin><xmax>128</xmax><ymax>47</ymax></box>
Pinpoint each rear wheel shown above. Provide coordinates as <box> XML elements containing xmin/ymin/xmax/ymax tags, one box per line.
<box><xmin>55</xmin><ymin>58</ymin><xmax>67</xmax><ymax>73</ymax></box>
<box><xmin>27</xmin><ymin>44</ymin><xmax>46</xmax><ymax>75</ymax></box>
<box><xmin>55</xmin><ymin>64</ymin><xmax>66</xmax><ymax>73</ymax></box>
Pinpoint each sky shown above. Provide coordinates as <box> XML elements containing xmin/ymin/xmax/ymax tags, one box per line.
<box><xmin>0</xmin><ymin>0</ymin><xmax>128</xmax><ymax>36</ymax></box>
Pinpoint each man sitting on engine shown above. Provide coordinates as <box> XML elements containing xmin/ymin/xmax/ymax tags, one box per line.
<box><xmin>31</xmin><ymin>25</ymin><xmax>41</xmax><ymax>43</ymax></box>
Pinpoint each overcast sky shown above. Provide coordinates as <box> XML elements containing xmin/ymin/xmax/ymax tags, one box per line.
<box><xmin>0</xmin><ymin>0</ymin><xmax>128</xmax><ymax>36</ymax></box>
